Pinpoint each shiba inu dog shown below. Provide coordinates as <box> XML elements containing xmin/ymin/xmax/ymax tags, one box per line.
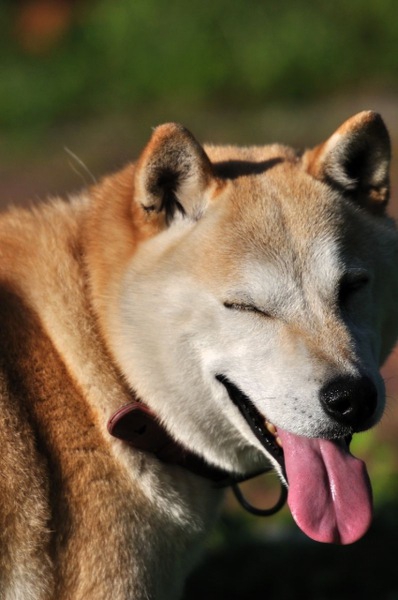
<box><xmin>0</xmin><ymin>110</ymin><xmax>397</xmax><ymax>599</ymax></box>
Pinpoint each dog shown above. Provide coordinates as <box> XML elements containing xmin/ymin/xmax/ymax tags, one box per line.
<box><xmin>0</xmin><ymin>110</ymin><xmax>397</xmax><ymax>599</ymax></box>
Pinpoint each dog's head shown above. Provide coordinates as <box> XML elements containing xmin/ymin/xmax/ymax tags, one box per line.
<box><xmin>93</xmin><ymin>112</ymin><xmax>398</xmax><ymax>545</ymax></box>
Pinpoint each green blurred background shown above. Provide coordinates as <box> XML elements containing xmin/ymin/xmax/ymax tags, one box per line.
<box><xmin>1</xmin><ymin>1</ymin><xmax>398</xmax><ymax>598</ymax></box>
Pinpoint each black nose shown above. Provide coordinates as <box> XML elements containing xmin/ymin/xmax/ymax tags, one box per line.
<box><xmin>320</xmin><ymin>375</ymin><xmax>378</xmax><ymax>431</ymax></box>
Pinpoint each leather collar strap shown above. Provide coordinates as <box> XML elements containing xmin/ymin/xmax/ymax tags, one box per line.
<box><xmin>107</xmin><ymin>401</ymin><xmax>257</xmax><ymax>486</ymax></box>
<box><xmin>107</xmin><ymin>401</ymin><xmax>287</xmax><ymax>515</ymax></box>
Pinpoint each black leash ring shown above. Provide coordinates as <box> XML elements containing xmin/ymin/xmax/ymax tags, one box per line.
<box><xmin>232</xmin><ymin>480</ymin><xmax>288</xmax><ymax>517</ymax></box>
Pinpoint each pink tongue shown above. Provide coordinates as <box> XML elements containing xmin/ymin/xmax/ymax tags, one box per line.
<box><xmin>277</xmin><ymin>429</ymin><xmax>373</xmax><ymax>545</ymax></box>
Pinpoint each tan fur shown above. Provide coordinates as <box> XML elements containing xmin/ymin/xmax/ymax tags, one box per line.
<box><xmin>0</xmin><ymin>112</ymin><xmax>397</xmax><ymax>598</ymax></box>
<box><xmin>0</xmin><ymin>200</ymin><xmax>219</xmax><ymax>599</ymax></box>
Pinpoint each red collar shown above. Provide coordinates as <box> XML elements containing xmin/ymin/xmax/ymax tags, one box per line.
<box><xmin>107</xmin><ymin>401</ymin><xmax>287</xmax><ymax>515</ymax></box>
<box><xmin>107</xmin><ymin>401</ymin><xmax>240</xmax><ymax>486</ymax></box>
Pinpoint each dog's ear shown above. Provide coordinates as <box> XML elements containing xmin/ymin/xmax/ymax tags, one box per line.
<box><xmin>304</xmin><ymin>111</ymin><xmax>391</xmax><ymax>214</ymax></box>
<box><xmin>134</xmin><ymin>123</ymin><xmax>214</xmax><ymax>225</ymax></box>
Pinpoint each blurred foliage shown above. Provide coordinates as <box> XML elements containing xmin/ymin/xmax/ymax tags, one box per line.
<box><xmin>1</xmin><ymin>0</ymin><xmax>398</xmax><ymax>137</ymax></box>
<box><xmin>184</xmin><ymin>510</ymin><xmax>398</xmax><ymax>599</ymax></box>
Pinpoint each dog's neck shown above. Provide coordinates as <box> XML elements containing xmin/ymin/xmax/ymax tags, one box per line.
<box><xmin>107</xmin><ymin>400</ymin><xmax>243</xmax><ymax>486</ymax></box>
<box><xmin>107</xmin><ymin>399</ymin><xmax>288</xmax><ymax>517</ymax></box>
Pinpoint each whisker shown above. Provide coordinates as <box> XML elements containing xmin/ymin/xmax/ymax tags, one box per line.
<box><xmin>64</xmin><ymin>147</ymin><xmax>97</xmax><ymax>185</ymax></box>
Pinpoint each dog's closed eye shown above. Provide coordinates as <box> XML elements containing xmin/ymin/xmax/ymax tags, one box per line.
<box><xmin>223</xmin><ymin>301</ymin><xmax>273</xmax><ymax>318</ymax></box>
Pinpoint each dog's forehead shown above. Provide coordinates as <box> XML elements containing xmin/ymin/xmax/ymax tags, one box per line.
<box><xmin>195</xmin><ymin>155</ymin><xmax>347</xmax><ymax>299</ymax></box>
<box><xmin>218</xmin><ymin>158</ymin><xmax>342</xmax><ymax>265</ymax></box>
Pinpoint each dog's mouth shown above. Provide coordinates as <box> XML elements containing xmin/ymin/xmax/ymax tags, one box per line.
<box><xmin>216</xmin><ymin>374</ymin><xmax>373</xmax><ymax>545</ymax></box>
<box><xmin>215</xmin><ymin>374</ymin><xmax>285</xmax><ymax>476</ymax></box>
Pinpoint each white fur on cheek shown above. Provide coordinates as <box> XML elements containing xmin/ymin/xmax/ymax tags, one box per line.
<box><xmin>113</xmin><ymin>270</ymin><xmax>265</xmax><ymax>473</ymax></box>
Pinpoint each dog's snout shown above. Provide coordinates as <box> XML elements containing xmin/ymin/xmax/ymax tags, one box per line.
<box><xmin>320</xmin><ymin>375</ymin><xmax>378</xmax><ymax>431</ymax></box>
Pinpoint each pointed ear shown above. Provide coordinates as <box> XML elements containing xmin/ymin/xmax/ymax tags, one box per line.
<box><xmin>134</xmin><ymin>123</ymin><xmax>214</xmax><ymax>225</ymax></box>
<box><xmin>303</xmin><ymin>111</ymin><xmax>391</xmax><ymax>214</ymax></box>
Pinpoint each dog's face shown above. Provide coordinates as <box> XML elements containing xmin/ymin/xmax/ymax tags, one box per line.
<box><xmin>105</xmin><ymin>113</ymin><xmax>398</xmax><ymax>545</ymax></box>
